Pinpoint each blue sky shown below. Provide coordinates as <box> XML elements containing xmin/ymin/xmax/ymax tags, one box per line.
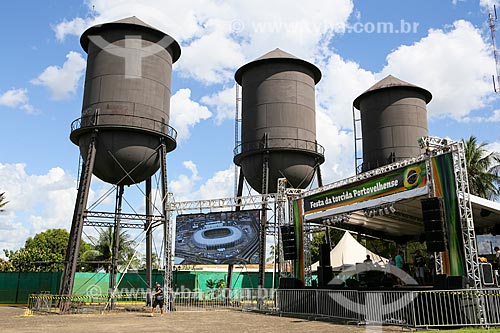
<box><xmin>1</xmin><ymin>0</ymin><xmax>500</xmax><ymax>256</ymax></box>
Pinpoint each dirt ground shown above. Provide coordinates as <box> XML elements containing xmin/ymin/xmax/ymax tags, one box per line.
<box><xmin>0</xmin><ymin>306</ymin><xmax>405</xmax><ymax>333</ymax></box>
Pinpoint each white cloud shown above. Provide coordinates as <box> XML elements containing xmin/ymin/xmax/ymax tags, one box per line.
<box><xmin>0</xmin><ymin>163</ymin><xmax>118</xmax><ymax>254</ymax></box>
<box><xmin>53</xmin><ymin>17</ymin><xmax>93</xmax><ymax>41</ymax></box>
<box><xmin>200</xmin><ymin>84</ymin><xmax>236</xmax><ymax>124</ymax></box>
<box><xmin>169</xmin><ymin>161</ymin><xmax>201</xmax><ymax>198</ymax></box>
<box><xmin>0</xmin><ymin>88</ymin><xmax>35</xmax><ymax>113</ymax></box>
<box><xmin>0</xmin><ymin>211</ymin><xmax>31</xmax><ymax>254</ymax></box>
<box><xmin>31</xmin><ymin>51</ymin><xmax>86</xmax><ymax>100</ymax></box>
<box><xmin>316</xmin><ymin>52</ymin><xmax>376</xmax><ymax>129</ymax></box>
<box><xmin>382</xmin><ymin>20</ymin><xmax>494</xmax><ymax>120</ymax></box>
<box><xmin>315</xmin><ymin>108</ymin><xmax>356</xmax><ymax>183</ymax></box>
<box><xmin>170</xmin><ymin>88</ymin><xmax>212</xmax><ymax>141</ymax></box>
<box><xmin>196</xmin><ymin>167</ymin><xmax>234</xmax><ymax>199</ymax></box>
<box><xmin>0</xmin><ymin>164</ymin><xmax>78</xmax><ymax>251</ymax></box>
<box><xmin>169</xmin><ymin>162</ymin><xmax>234</xmax><ymax>202</ymax></box>
<box><xmin>480</xmin><ymin>0</ymin><xmax>499</xmax><ymax>10</ymax></box>
<box><xmin>176</xmin><ymin>19</ymin><xmax>246</xmax><ymax>84</ymax></box>
<box><xmin>463</xmin><ymin>109</ymin><xmax>500</xmax><ymax>123</ymax></box>
<box><xmin>487</xmin><ymin>141</ymin><xmax>500</xmax><ymax>154</ymax></box>
<box><xmin>0</xmin><ymin>164</ymin><xmax>75</xmax><ymax>212</ymax></box>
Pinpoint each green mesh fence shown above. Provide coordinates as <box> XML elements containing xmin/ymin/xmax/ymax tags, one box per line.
<box><xmin>0</xmin><ymin>270</ymin><xmax>277</xmax><ymax>304</ymax></box>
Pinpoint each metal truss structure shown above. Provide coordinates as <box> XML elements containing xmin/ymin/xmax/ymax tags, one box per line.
<box><xmin>303</xmin><ymin>222</ymin><xmax>313</xmax><ymax>287</ymax></box>
<box><xmin>169</xmin><ymin>193</ymin><xmax>278</xmax><ymax>212</ymax></box>
<box><xmin>83</xmin><ymin>211</ymin><xmax>163</xmax><ymax>229</ymax></box>
<box><xmin>419</xmin><ymin>136</ymin><xmax>481</xmax><ymax>289</ymax></box>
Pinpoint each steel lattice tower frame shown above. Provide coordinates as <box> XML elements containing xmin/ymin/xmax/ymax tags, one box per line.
<box><xmin>419</xmin><ymin>136</ymin><xmax>481</xmax><ymax>288</ymax></box>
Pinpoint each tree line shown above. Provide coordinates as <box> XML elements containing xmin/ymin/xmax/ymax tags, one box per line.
<box><xmin>0</xmin><ymin>228</ymin><xmax>156</xmax><ymax>273</ymax></box>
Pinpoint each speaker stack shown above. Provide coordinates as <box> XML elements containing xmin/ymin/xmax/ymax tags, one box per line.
<box><xmin>480</xmin><ymin>263</ymin><xmax>496</xmax><ymax>286</ymax></box>
<box><xmin>421</xmin><ymin>197</ymin><xmax>447</xmax><ymax>253</ymax></box>
<box><xmin>317</xmin><ymin>243</ymin><xmax>333</xmax><ymax>287</ymax></box>
<box><xmin>280</xmin><ymin>225</ymin><xmax>297</xmax><ymax>261</ymax></box>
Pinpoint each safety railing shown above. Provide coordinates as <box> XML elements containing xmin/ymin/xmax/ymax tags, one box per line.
<box><xmin>70</xmin><ymin>113</ymin><xmax>177</xmax><ymax>140</ymax></box>
<box><xmin>27</xmin><ymin>288</ymin><xmax>275</xmax><ymax>315</ymax></box>
<box><xmin>412</xmin><ymin>289</ymin><xmax>500</xmax><ymax>327</ymax></box>
<box><xmin>27</xmin><ymin>294</ymin><xmax>109</xmax><ymax>314</ymax></box>
<box><xmin>27</xmin><ymin>288</ymin><xmax>500</xmax><ymax>328</ymax></box>
<box><xmin>276</xmin><ymin>288</ymin><xmax>500</xmax><ymax>328</ymax></box>
<box><xmin>234</xmin><ymin>138</ymin><xmax>325</xmax><ymax>156</ymax></box>
<box><xmin>172</xmin><ymin>288</ymin><xmax>275</xmax><ymax>312</ymax></box>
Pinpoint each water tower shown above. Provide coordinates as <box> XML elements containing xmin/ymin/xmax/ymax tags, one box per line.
<box><xmin>353</xmin><ymin>75</ymin><xmax>432</xmax><ymax>172</ymax></box>
<box><xmin>234</xmin><ymin>48</ymin><xmax>325</xmax><ymax>194</ymax></box>
<box><xmin>60</xmin><ymin>17</ymin><xmax>180</xmax><ymax>299</ymax></box>
<box><xmin>234</xmin><ymin>48</ymin><xmax>324</xmax><ymax>288</ymax></box>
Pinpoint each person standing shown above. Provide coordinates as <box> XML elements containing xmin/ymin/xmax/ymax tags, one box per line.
<box><xmin>394</xmin><ymin>251</ymin><xmax>405</xmax><ymax>285</ymax></box>
<box><xmin>151</xmin><ymin>281</ymin><xmax>164</xmax><ymax>317</ymax></box>
<box><xmin>414</xmin><ymin>250</ymin><xmax>426</xmax><ymax>285</ymax></box>
<box><xmin>494</xmin><ymin>246</ymin><xmax>500</xmax><ymax>270</ymax></box>
<box><xmin>428</xmin><ymin>254</ymin><xmax>436</xmax><ymax>283</ymax></box>
<box><xmin>395</xmin><ymin>251</ymin><xmax>404</xmax><ymax>270</ymax></box>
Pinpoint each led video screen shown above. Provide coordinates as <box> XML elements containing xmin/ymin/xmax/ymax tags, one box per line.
<box><xmin>175</xmin><ymin>210</ymin><xmax>260</xmax><ymax>264</ymax></box>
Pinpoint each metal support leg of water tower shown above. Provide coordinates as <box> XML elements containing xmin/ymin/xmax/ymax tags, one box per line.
<box><xmin>145</xmin><ymin>177</ymin><xmax>153</xmax><ymax>307</ymax></box>
<box><xmin>259</xmin><ymin>153</ymin><xmax>269</xmax><ymax>289</ymax></box>
<box><xmin>159</xmin><ymin>141</ymin><xmax>173</xmax><ymax>312</ymax></box>
<box><xmin>109</xmin><ymin>184</ymin><xmax>124</xmax><ymax>309</ymax></box>
<box><xmin>60</xmin><ymin>131</ymin><xmax>97</xmax><ymax>299</ymax></box>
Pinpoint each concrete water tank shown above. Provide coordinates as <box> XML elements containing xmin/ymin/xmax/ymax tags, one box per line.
<box><xmin>234</xmin><ymin>48</ymin><xmax>325</xmax><ymax>193</ymax></box>
<box><xmin>70</xmin><ymin>17</ymin><xmax>180</xmax><ymax>185</ymax></box>
<box><xmin>353</xmin><ymin>75</ymin><xmax>432</xmax><ymax>172</ymax></box>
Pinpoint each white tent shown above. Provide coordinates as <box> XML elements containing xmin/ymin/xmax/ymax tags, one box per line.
<box><xmin>310</xmin><ymin>231</ymin><xmax>388</xmax><ymax>271</ymax></box>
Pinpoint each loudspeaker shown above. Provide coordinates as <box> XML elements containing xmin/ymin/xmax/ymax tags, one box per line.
<box><xmin>319</xmin><ymin>243</ymin><xmax>331</xmax><ymax>267</ymax></box>
<box><xmin>317</xmin><ymin>266</ymin><xmax>333</xmax><ymax>287</ymax></box>
<box><xmin>447</xmin><ymin>276</ymin><xmax>468</xmax><ymax>289</ymax></box>
<box><xmin>279</xmin><ymin>277</ymin><xmax>302</xmax><ymax>289</ymax></box>
<box><xmin>481</xmin><ymin>263</ymin><xmax>495</xmax><ymax>286</ymax></box>
<box><xmin>421</xmin><ymin>198</ymin><xmax>447</xmax><ymax>252</ymax></box>
<box><xmin>281</xmin><ymin>225</ymin><xmax>297</xmax><ymax>261</ymax></box>
<box><xmin>480</xmin><ymin>208</ymin><xmax>492</xmax><ymax>217</ymax></box>
<box><xmin>491</xmin><ymin>224</ymin><xmax>500</xmax><ymax>236</ymax></box>
<box><xmin>433</xmin><ymin>274</ymin><xmax>448</xmax><ymax>289</ymax></box>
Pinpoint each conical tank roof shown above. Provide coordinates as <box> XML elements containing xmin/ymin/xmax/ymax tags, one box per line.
<box><xmin>80</xmin><ymin>16</ymin><xmax>181</xmax><ymax>62</ymax></box>
<box><xmin>254</xmin><ymin>48</ymin><xmax>300</xmax><ymax>61</ymax></box>
<box><xmin>235</xmin><ymin>48</ymin><xmax>322</xmax><ymax>84</ymax></box>
<box><xmin>110</xmin><ymin>16</ymin><xmax>155</xmax><ymax>28</ymax></box>
<box><xmin>353</xmin><ymin>75</ymin><xmax>432</xmax><ymax>109</ymax></box>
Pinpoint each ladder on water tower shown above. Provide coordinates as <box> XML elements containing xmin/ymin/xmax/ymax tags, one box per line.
<box><xmin>352</xmin><ymin>106</ymin><xmax>363</xmax><ymax>174</ymax></box>
<box><xmin>234</xmin><ymin>84</ymin><xmax>242</xmax><ymax>197</ymax></box>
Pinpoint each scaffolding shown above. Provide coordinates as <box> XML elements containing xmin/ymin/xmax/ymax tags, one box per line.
<box><xmin>418</xmin><ymin>136</ymin><xmax>481</xmax><ymax>289</ymax></box>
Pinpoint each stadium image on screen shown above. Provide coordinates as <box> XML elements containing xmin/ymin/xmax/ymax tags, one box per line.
<box><xmin>175</xmin><ymin>210</ymin><xmax>260</xmax><ymax>264</ymax></box>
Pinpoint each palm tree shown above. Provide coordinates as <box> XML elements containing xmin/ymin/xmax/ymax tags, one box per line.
<box><xmin>462</xmin><ymin>136</ymin><xmax>500</xmax><ymax>200</ymax></box>
<box><xmin>0</xmin><ymin>192</ymin><xmax>8</xmax><ymax>212</ymax></box>
<box><xmin>86</xmin><ymin>227</ymin><xmax>137</xmax><ymax>272</ymax></box>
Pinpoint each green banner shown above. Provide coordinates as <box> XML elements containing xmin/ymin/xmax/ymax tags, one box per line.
<box><xmin>303</xmin><ymin>161</ymin><xmax>427</xmax><ymax>215</ymax></box>
<box><xmin>432</xmin><ymin>153</ymin><xmax>465</xmax><ymax>276</ymax></box>
<box><xmin>293</xmin><ymin>199</ymin><xmax>304</xmax><ymax>286</ymax></box>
